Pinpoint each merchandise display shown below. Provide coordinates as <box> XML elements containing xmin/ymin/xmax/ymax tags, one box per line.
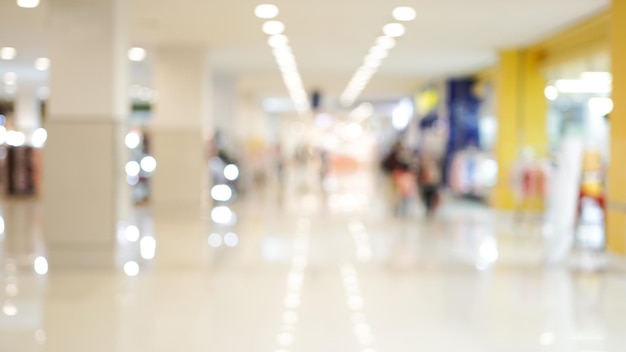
<box><xmin>449</xmin><ymin>149</ymin><xmax>497</xmax><ymax>199</ymax></box>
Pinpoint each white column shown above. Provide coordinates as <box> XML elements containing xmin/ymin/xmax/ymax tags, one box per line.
<box><xmin>43</xmin><ymin>0</ymin><xmax>129</xmax><ymax>268</ymax></box>
<box><xmin>212</xmin><ymin>73</ymin><xmax>238</xmax><ymax>155</ymax></box>
<box><xmin>14</xmin><ymin>85</ymin><xmax>41</xmax><ymax>134</ymax></box>
<box><xmin>151</xmin><ymin>47</ymin><xmax>210</xmax><ymax>217</ymax></box>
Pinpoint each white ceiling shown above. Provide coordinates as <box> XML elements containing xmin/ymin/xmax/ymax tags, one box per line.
<box><xmin>0</xmin><ymin>0</ymin><xmax>611</xmax><ymax>101</ymax></box>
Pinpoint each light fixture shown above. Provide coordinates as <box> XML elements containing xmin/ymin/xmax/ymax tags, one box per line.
<box><xmin>34</xmin><ymin>256</ymin><xmax>48</xmax><ymax>275</ymax></box>
<box><xmin>34</xmin><ymin>57</ymin><xmax>50</xmax><ymax>71</ymax></box>
<box><xmin>263</xmin><ymin>21</ymin><xmax>285</xmax><ymax>35</ymax></box>
<box><xmin>588</xmin><ymin>97</ymin><xmax>614</xmax><ymax>116</ymax></box>
<box><xmin>544</xmin><ymin>86</ymin><xmax>558</xmax><ymax>101</ymax></box>
<box><xmin>553</xmin><ymin>79</ymin><xmax>611</xmax><ymax>94</ymax></box>
<box><xmin>3</xmin><ymin>72</ymin><xmax>17</xmax><ymax>85</ymax></box>
<box><xmin>341</xmin><ymin>16</ymin><xmax>410</xmax><ymax>107</ymax></box>
<box><xmin>255</xmin><ymin>4</ymin><xmax>279</xmax><ymax>19</ymax></box>
<box><xmin>124</xmin><ymin>225</ymin><xmax>140</xmax><ymax>242</ymax></box>
<box><xmin>268</xmin><ymin>35</ymin><xmax>289</xmax><ymax>48</ymax></box>
<box><xmin>31</xmin><ymin>128</ymin><xmax>47</xmax><ymax>147</ymax></box>
<box><xmin>17</xmin><ymin>0</ymin><xmax>39</xmax><ymax>8</ymax></box>
<box><xmin>5</xmin><ymin>131</ymin><xmax>25</xmax><ymax>146</ymax></box>
<box><xmin>125</xmin><ymin>161</ymin><xmax>141</xmax><ymax>177</ymax></box>
<box><xmin>393</xmin><ymin>7</ymin><xmax>417</xmax><ymax>21</ymax></box>
<box><xmin>581</xmin><ymin>71</ymin><xmax>612</xmax><ymax>82</ymax></box>
<box><xmin>208</xmin><ymin>233</ymin><xmax>223</xmax><ymax>248</ymax></box>
<box><xmin>224</xmin><ymin>232</ymin><xmax>239</xmax><ymax>247</ymax></box>
<box><xmin>392</xmin><ymin>98</ymin><xmax>414</xmax><ymax>131</ymax></box>
<box><xmin>125</xmin><ymin>132</ymin><xmax>141</xmax><ymax>149</ymax></box>
<box><xmin>350</xmin><ymin>103</ymin><xmax>374</xmax><ymax>121</ymax></box>
<box><xmin>376</xmin><ymin>36</ymin><xmax>396</xmax><ymax>49</ymax></box>
<box><xmin>140</xmin><ymin>236</ymin><xmax>157</xmax><ymax>260</ymax></box>
<box><xmin>211</xmin><ymin>184</ymin><xmax>233</xmax><ymax>202</ymax></box>
<box><xmin>224</xmin><ymin>164</ymin><xmax>239</xmax><ymax>181</ymax></box>
<box><xmin>123</xmin><ymin>261</ymin><xmax>140</xmax><ymax>277</ymax></box>
<box><xmin>128</xmin><ymin>47</ymin><xmax>147</xmax><ymax>62</ymax></box>
<box><xmin>259</xmin><ymin>7</ymin><xmax>309</xmax><ymax>115</ymax></box>
<box><xmin>0</xmin><ymin>47</ymin><xmax>16</xmax><ymax>60</ymax></box>
<box><xmin>140</xmin><ymin>156</ymin><xmax>157</xmax><ymax>173</ymax></box>
<box><xmin>383</xmin><ymin>23</ymin><xmax>406</xmax><ymax>37</ymax></box>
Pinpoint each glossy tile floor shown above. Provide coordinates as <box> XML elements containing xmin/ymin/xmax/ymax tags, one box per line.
<box><xmin>1</xmin><ymin>170</ymin><xmax>626</xmax><ymax>352</ymax></box>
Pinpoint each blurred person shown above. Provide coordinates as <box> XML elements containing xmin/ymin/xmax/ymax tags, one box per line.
<box><xmin>417</xmin><ymin>153</ymin><xmax>442</xmax><ymax>217</ymax></box>
<box><xmin>381</xmin><ymin>141</ymin><xmax>413</xmax><ymax>216</ymax></box>
<box><xmin>319</xmin><ymin>148</ymin><xmax>329</xmax><ymax>186</ymax></box>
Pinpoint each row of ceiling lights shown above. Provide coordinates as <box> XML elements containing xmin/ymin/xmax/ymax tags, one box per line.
<box><xmin>255</xmin><ymin>4</ymin><xmax>311</xmax><ymax>116</ymax></box>
<box><xmin>340</xmin><ymin>6</ymin><xmax>416</xmax><ymax>107</ymax></box>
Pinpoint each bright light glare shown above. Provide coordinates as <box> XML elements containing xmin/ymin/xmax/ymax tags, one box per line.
<box><xmin>17</xmin><ymin>0</ymin><xmax>39</xmax><ymax>8</ymax></box>
<box><xmin>0</xmin><ymin>47</ymin><xmax>16</xmax><ymax>60</ymax></box>
<box><xmin>6</xmin><ymin>131</ymin><xmax>25</xmax><ymax>146</ymax></box>
<box><xmin>3</xmin><ymin>72</ymin><xmax>17</xmax><ymax>85</ymax></box>
<box><xmin>5</xmin><ymin>284</ymin><xmax>17</xmax><ymax>296</ymax></box>
<box><xmin>544</xmin><ymin>86</ymin><xmax>558</xmax><ymax>101</ymax></box>
<box><xmin>2</xmin><ymin>302</ymin><xmax>17</xmax><ymax>316</ymax></box>
<box><xmin>284</xmin><ymin>295</ymin><xmax>301</xmax><ymax>308</ymax></box>
<box><xmin>393</xmin><ymin>6</ymin><xmax>417</xmax><ymax>21</ymax></box>
<box><xmin>581</xmin><ymin>71</ymin><xmax>612</xmax><ymax>82</ymax></box>
<box><xmin>353</xmin><ymin>323</ymin><xmax>371</xmax><ymax>337</ymax></box>
<box><xmin>31</xmin><ymin>128</ymin><xmax>47</xmax><ymax>147</ymax></box>
<box><xmin>208</xmin><ymin>233</ymin><xmax>223</xmax><ymax>248</ymax></box>
<box><xmin>128</xmin><ymin>47</ymin><xmax>147</xmax><ymax>62</ymax></box>
<box><xmin>344</xmin><ymin>123</ymin><xmax>363</xmax><ymax>140</ymax></box>
<box><xmin>283</xmin><ymin>311</ymin><xmax>299</xmax><ymax>325</ymax></box>
<box><xmin>255</xmin><ymin>4</ymin><xmax>279</xmax><ymax>19</ymax></box>
<box><xmin>224</xmin><ymin>232</ymin><xmax>239</xmax><ymax>247</ymax></box>
<box><xmin>211</xmin><ymin>206</ymin><xmax>236</xmax><ymax>225</ymax></box>
<box><xmin>480</xmin><ymin>238</ymin><xmax>499</xmax><ymax>263</ymax></box>
<box><xmin>34</xmin><ymin>256</ymin><xmax>48</xmax><ymax>275</ymax></box>
<box><xmin>263</xmin><ymin>21</ymin><xmax>285</xmax><ymax>35</ymax></box>
<box><xmin>211</xmin><ymin>184</ymin><xmax>233</xmax><ymax>202</ymax></box>
<box><xmin>140</xmin><ymin>156</ymin><xmax>157</xmax><ymax>173</ymax></box>
<box><xmin>140</xmin><ymin>236</ymin><xmax>156</xmax><ymax>260</ymax></box>
<box><xmin>125</xmin><ymin>161</ymin><xmax>141</xmax><ymax>177</ymax></box>
<box><xmin>34</xmin><ymin>57</ymin><xmax>50</xmax><ymax>71</ymax></box>
<box><xmin>554</xmin><ymin>79</ymin><xmax>611</xmax><ymax>94</ymax></box>
<box><xmin>383</xmin><ymin>23</ymin><xmax>406</xmax><ymax>37</ymax></box>
<box><xmin>588</xmin><ymin>97</ymin><xmax>614</xmax><ymax>116</ymax></box>
<box><xmin>125</xmin><ymin>132</ymin><xmax>141</xmax><ymax>149</ymax></box>
<box><xmin>376</xmin><ymin>36</ymin><xmax>396</xmax><ymax>49</ymax></box>
<box><xmin>224</xmin><ymin>164</ymin><xmax>239</xmax><ymax>181</ymax></box>
<box><xmin>0</xmin><ymin>217</ymin><xmax>4</xmax><ymax>234</ymax></box>
<box><xmin>276</xmin><ymin>332</ymin><xmax>294</xmax><ymax>346</ymax></box>
<box><xmin>126</xmin><ymin>175</ymin><xmax>139</xmax><ymax>186</ymax></box>
<box><xmin>348</xmin><ymin>295</ymin><xmax>365</xmax><ymax>310</ymax></box>
<box><xmin>392</xmin><ymin>99</ymin><xmax>414</xmax><ymax>130</ymax></box>
<box><xmin>124</xmin><ymin>225</ymin><xmax>140</xmax><ymax>242</ymax></box>
<box><xmin>268</xmin><ymin>35</ymin><xmax>289</xmax><ymax>48</ymax></box>
<box><xmin>123</xmin><ymin>261</ymin><xmax>140</xmax><ymax>277</ymax></box>
<box><xmin>540</xmin><ymin>332</ymin><xmax>555</xmax><ymax>346</ymax></box>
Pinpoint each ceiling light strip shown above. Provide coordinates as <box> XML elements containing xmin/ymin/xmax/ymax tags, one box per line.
<box><xmin>340</xmin><ymin>7</ymin><xmax>415</xmax><ymax>107</ymax></box>
<box><xmin>257</xmin><ymin>4</ymin><xmax>310</xmax><ymax>115</ymax></box>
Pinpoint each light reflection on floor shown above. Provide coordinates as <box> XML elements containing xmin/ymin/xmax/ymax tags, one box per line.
<box><xmin>0</xmin><ymin>170</ymin><xmax>624</xmax><ymax>351</ymax></box>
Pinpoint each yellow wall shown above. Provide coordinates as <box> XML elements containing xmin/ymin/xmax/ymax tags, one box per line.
<box><xmin>492</xmin><ymin>50</ymin><xmax>547</xmax><ymax>210</ymax></box>
<box><xmin>532</xmin><ymin>11</ymin><xmax>610</xmax><ymax>69</ymax></box>
<box><xmin>607</xmin><ymin>0</ymin><xmax>626</xmax><ymax>254</ymax></box>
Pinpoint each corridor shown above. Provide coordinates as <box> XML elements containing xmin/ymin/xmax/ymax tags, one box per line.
<box><xmin>0</xmin><ymin>170</ymin><xmax>624</xmax><ymax>352</ymax></box>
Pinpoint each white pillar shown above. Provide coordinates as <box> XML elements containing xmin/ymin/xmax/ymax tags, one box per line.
<box><xmin>212</xmin><ymin>73</ymin><xmax>238</xmax><ymax>155</ymax></box>
<box><xmin>151</xmin><ymin>47</ymin><xmax>210</xmax><ymax>217</ymax></box>
<box><xmin>14</xmin><ymin>85</ymin><xmax>41</xmax><ymax>134</ymax></box>
<box><xmin>43</xmin><ymin>0</ymin><xmax>129</xmax><ymax>268</ymax></box>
